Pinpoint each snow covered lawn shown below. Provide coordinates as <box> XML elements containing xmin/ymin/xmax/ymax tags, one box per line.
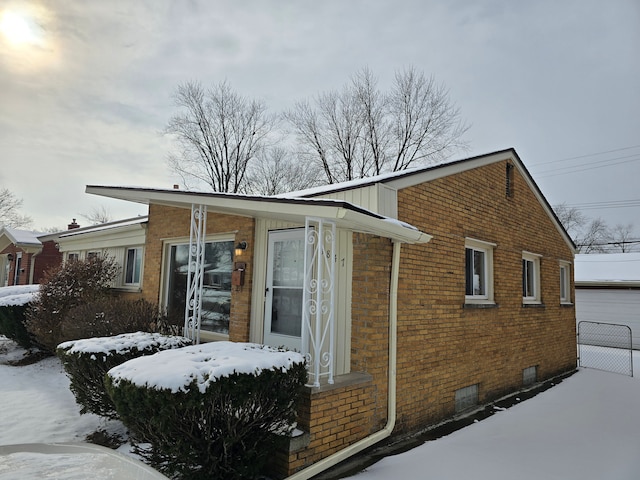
<box><xmin>2</xmin><ymin>335</ymin><xmax>639</xmax><ymax>480</ymax></box>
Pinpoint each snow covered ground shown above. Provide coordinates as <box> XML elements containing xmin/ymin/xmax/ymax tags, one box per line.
<box><xmin>1</xmin><ymin>335</ymin><xmax>639</xmax><ymax>479</ymax></box>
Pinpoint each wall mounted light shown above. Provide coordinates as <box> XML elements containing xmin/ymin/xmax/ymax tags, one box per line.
<box><xmin>6</xmin><ymin>253</ymin><xmax>13</xmax><ymax>262</ymax></box>
<box><xmin>235</xmin><ymin>241</ymin><xmax>248</xmax><ymax>257</ymax></box>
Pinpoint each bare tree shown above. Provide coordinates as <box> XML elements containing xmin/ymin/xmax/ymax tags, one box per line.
<box><xmin>554</xmin><ymin>203</ymin><xmax>639</xmax><ymax>253</ymax></box>
<box><xmin>165</xmin><ymin>81</ymin><xmax>274</xmax><ymax>193</ymax></box>
<box><xmin>610</xmin><ymin>223</ymin><xmax>638</xmax><ymax>252</ymax></box>
<box><xmin>0</xmin><ymin>187</ymin><xmax>32</xmax><ymax>228</ymax></box>
<box><xmin>578</xmin><ymin>218</ymin><xmax>611</xmax><ymax>253</ymax></box>
<box><xmin>553</xmin><ymin>203</ymin><xmax>587</xmax><ymax>239</ymax></box>
<box><xmin>390</xmin><ymin>67</ymin><xmax>470</xmax><ymax>170</ymax></box>
<box><xmin>244</xmin><ymin>147</ymin><xmax>322</xmax><ymax>196</ymax></box>
<box><xmin>285</xmin><ymin>66</ymin><xmax>469</xmax><ymax>183</ymax></box>
<box><xmin>80</xmin><ymin>205</ymin><xmax>112</xmax><ymax>225</ymax></box>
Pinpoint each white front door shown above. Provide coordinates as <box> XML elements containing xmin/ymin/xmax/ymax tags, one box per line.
<box><xmin>264</xmin><ymin>229</ymin><xmax>305</xmax><ymax>351</ymax></box>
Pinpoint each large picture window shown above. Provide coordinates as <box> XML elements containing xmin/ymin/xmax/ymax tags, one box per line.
<box><xmin>166</xmin><ymin>239</ymin><xmax>234</xmax><ymax>335</ymax></box>
<box><xmin>465</xmin><ymin>238</ymin><xmax>495</xmax><ymax>304</ymax></box>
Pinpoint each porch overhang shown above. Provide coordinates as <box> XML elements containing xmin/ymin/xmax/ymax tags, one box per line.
<box><xmin>0</xmin><ymin>228</ymin><xmax>43</xmax><ymax>254</ymax></box>
<box><xmin>86</xmin><ymin>185</ymin><xmax>432</xmax><ymax>244</ymax></box>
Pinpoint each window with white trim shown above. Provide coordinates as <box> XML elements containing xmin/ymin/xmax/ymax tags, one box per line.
<box><xmin>559</xmin><ymin>262</ymin><xmax>571</xmax><ymax>304</ymax></box>
<box><xmin>465</xmin><ymin>238</ymin><xmax>495</xmax><ymax>304</ymax></box>
<box><xmin>124</xmin><ymin>247</ymin><xmax>143</xmax><ymax>285</ymax></box>
<box><xmin>67</xmin><ymin>252</ymin><xmax>79</xmax><ymax>262</ymax></box>
<box><xmin>164</xmin><ymin>237</ymin><xmax>234</xmax><ymax>337</ymax></box>
<box><xmin>522</xmin><ymin>252</ymin><xmax>541</xmax><ymax>304</ymax></box>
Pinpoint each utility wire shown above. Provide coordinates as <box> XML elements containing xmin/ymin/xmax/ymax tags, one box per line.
<box><xmin>533</xmin><ymin>144</ymin><xmax>640</xmax><ymax>167</ymax></box>
<box><xmin>532</xmin><ymin>153</ymin><xmax>640</xmax><ymax>178</ymax></box>
<box><xmin>563</xmin><ymin>199</ymin><xmax>640</xmax><ymax>210</ymax></box>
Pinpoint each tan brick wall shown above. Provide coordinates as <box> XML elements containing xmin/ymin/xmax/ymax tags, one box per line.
<box><xmin>393</xmin><ymin>160</ymin><xmax>576</xmax><ymax>431</ymax></box>
<box><xmin>142</xmin><ymin>204</ymin><xmax>255</xmax><ymax>341</ymax></box>
<box><xmin>274</xmin><ymin>233</ymin><xmax>395</xmax><ymax>477</ymax></box>
<box><xmin>274</xmin><ymin>377</ymin><xmax>377</xmax><ymax>477</ymax></box>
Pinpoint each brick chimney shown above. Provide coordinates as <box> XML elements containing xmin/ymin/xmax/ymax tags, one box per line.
<box><xmin>68</xmin><ymin>218</ymin><xmax>80</xmax><ymax>230</ymax></box>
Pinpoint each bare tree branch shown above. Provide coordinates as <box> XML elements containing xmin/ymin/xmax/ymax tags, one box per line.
<box><xmin>80</xmin><ymin>205</ymin><xmax>113</xmax><ymax>225</ymax></box>
<box><xmin>610</xmin><ymin>223</ymin><xmax>638</xmax><ymax>252</ymax></box>
<box><xmin>244</xmin><ymin>147</ymin><xmax>322</xmax><ymax>195</ymax></box>
<box><xmin>164</xmin><ymin>81</ymin><xmax>274</xmax><ymax>193</ymax></box>
<box><xmin>0</xmin><ymin>188</ymin><xmax>32</xmax><ymax>228</ymax></box>
<box><xmin>285</xmin><ymin>66</ymin><xmax>469</xmax><ymax>183</ymax></box>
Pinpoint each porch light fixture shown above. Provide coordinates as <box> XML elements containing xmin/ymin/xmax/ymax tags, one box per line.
<box><xmin>234</xmin><ymin>241</ymin><xmax>247</xmax><ymax>256</ymax></box>
<box><xmin>6</xmin><ymin>253</ymin><xmax>13</xmax><ymax>262</ymax></box>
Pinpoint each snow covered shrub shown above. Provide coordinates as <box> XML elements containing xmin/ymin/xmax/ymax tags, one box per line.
<box><xmin>105</xmin><ymin>342</ymin><xmax>307</xmax><ymax>480</ymax></box>
<box><xmin>57</xmin><ymin>332</ymin><xmax>192</xmax><ymax>419</ymax></box>
<box><xmin>60</xmin><ymin>297</ymin><xmax>164</xmax><ymax>341</ymax></box>
<box><xmin>0</xmin><ymin>285</ymin><xmax>40</xmax><ymax>349</ymax></box>
<box><xmin>26</xmin><ymin>256</ymin><xmax>119</xmax><ymax>353</ymax></box>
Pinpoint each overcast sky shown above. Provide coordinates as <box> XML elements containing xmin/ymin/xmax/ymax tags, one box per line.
<box><xmin>1</xmin><ymin>0</ymin><xmax>639</xmax><ymax>231</ymax></box>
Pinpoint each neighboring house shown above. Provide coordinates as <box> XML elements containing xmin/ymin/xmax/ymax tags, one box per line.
<box><xmin>0</xmin><ymin>227</ymin><xmax>63</xmax><ymax>287</ymax></box>
<box><xmin>575</xmin><ymin>252</ymin><xmax>640</xmax><ymax>349</ymax></box>
<box><xmin>56</xmin><ymin>216</ymin><xmax>148</xmax><ymax>296</ymax></box>
<box><xmin>86</xmin><ymin>148</ymin><xmax>577</xmax><ymax>479</ymax></box>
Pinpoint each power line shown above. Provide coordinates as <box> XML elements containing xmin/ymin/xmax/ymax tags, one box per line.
<box><xmin>533</xmin><ymin>144</ymin><xmax>640</xmax><ymax>167</ymax></box>
<box><xmin>564</xmin><ymin>199</ymin><xmax>640</xmax><ymax>211</ymax></box>
<box><xmin>532</xmin><ymin>153</ymin><xmax>640</xmax><ymax>178</ymax></box>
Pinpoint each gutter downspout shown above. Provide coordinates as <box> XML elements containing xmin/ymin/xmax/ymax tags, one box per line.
<box><xmin>286</xmin><ymin>240</ymin><xmax>402</xmax><ymax>480</ymax></box>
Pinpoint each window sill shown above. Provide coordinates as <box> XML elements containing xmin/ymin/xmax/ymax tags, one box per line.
<box><xmin>522</xmin><ymin>302</ymin><xmax>545</xmax><ymax>308</ymax></box>
<box><xmin>199</xmin><ymin>331</ymin><xmax>230</xmax><ymax>343</ymax></box>
<box><xmin>560</xmin><ymin>302</ymin><xmax>574</xmax><ymax>307</ymax></box>
<box><xmin>463</xmin><ymin>302</ymin><xmax>498</xmax><ymax>309</ymax></box>
<box><xmin>112</xmin><ymin>286</ymin><xmax>142</xmax><ymax>293</ymax></box>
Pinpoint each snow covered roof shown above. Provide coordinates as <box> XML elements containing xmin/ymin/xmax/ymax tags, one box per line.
<box><xmin>279</xmin><ymin>149</ymin><xmax>575</xmax><ymax>253</ymax></box>
<box><xmin>0</xmin><ymin>227</ymin><xmax>44</xmax><ymax>248</ymax></box>
<box><xmin>276</xmin><ymin>148</ymin><xmax>519</xmax><ymax>198</ymax></box>
<box><xmin>574</xmin><ymin>253</ymin><xmax>640</xmax><ymax>287</ymax></box>
<box><xmin>85</xmin><ymin>186</ymin><xmax>432</xmax><ymax>244</ymax></box>
<box><xmin>58</xmin><ymin>216</ymin><xmax>148</xmax><ymax>239</ymax></box>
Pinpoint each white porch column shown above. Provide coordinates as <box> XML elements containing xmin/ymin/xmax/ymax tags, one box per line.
<box><xmin>302</xmin><ymin>217</ymin><xmax>337</xmax><ymax>387</ymax></box>
<box><xmin>184</xmin><ymin>204</ymin><xmax>207</xmax><ymax>344</ymax></box>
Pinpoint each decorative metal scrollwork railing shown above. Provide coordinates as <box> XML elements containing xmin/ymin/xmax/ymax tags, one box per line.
<box><xmin>302</xmin><ymin>217</ymin><xmax>337</xmax><ymax>387</ymax></box>
<box><xmin>184</xmin><ymin>204</ymin><xmax>207</xmax><ymax>344</ymax></box>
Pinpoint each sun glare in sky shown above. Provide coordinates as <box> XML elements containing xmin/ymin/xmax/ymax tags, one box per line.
<box><xmin>0</xmin><ymin>10</ymin><xmax>40</xmax><ymax>45</ymax></box>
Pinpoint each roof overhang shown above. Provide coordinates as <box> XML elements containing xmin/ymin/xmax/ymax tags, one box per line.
<box><xmin>575</xmin><ymin>281</ymin><xmax>640</xmax><ymax>289</ymax></box>
<box><xmin>0</xmin><ymin>228</ymin><xmax>42</xmax><ymax>254</ymax></box>
<box><xmin>86</xmin><ymin>186</ymin><xmax>432</xmax><ymax>244</ymax></box>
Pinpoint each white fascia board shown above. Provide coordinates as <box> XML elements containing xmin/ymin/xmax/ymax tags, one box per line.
<box><xmin>383</xmin><ymin>150</ymin><xmax>576</xmax><ymax>254</ymax></box>
<box><xmin>86</xmin><ymin>186</ymin><xmax>432</xmax><ymax>244</ymax></box>
<box><xmin>337</xmin><ymin>209</ymin><xmax>432</xmax><ymax>244</ymax></box>
<box><xmin>57</xmin><ymin>226</ymin><xmax>146</xmax><ymax>252</ymax></box>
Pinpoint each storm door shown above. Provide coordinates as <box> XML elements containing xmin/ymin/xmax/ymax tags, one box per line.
<box><xmin>264</xmin><ymin>229</ymin><xmax>305</xmax><ymax>351</ymax></box>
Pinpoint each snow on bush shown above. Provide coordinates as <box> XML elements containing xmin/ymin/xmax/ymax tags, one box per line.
<box><xmin>0</xmin><ymin>285</ymin><xmax>39</xmax><ymax>307</ymax></box>
<box><xmin>57</xmin><ymin>332</ymin><xmax>192</xmax><ymax>419</ymax></box>
<box><xmin>107</xmin><ymin>340</ymin><xmax>305</xmax><ymax>392</ymax></box>
<box><xmin>0</xmin><ymin>285</ymin><xmax>40</xmax><ymax>349</ymax></box>
<box><xmin>105</xmin><ymin>341</ymin><xmax>307</xmax><ymax>480</ymax></box>
<box><xmin>58</xmin><ymin>331</ymin><xmax>191</xmax><ymax>357</ymax></box>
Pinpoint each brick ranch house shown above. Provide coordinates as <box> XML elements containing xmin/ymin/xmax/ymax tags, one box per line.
<box><xmin>86</xmin><ymin>148</ymin><xmax>577</xmax><ymax>479</ymax></box>
<box><xmin>0</xmin><ymin>227</ymin><xmax>64</xmax><ymax>287</ymax></box>
<box><xmin>0</xmin><ymin>218</ymin><xmax>149</xmax><ymax>295</ymax></box>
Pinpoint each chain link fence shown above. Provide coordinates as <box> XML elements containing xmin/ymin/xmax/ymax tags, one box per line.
<box><xmin>578</xmin><ymin>321</ymin><xmax>633</xmax><ymax>377</ymax></box>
